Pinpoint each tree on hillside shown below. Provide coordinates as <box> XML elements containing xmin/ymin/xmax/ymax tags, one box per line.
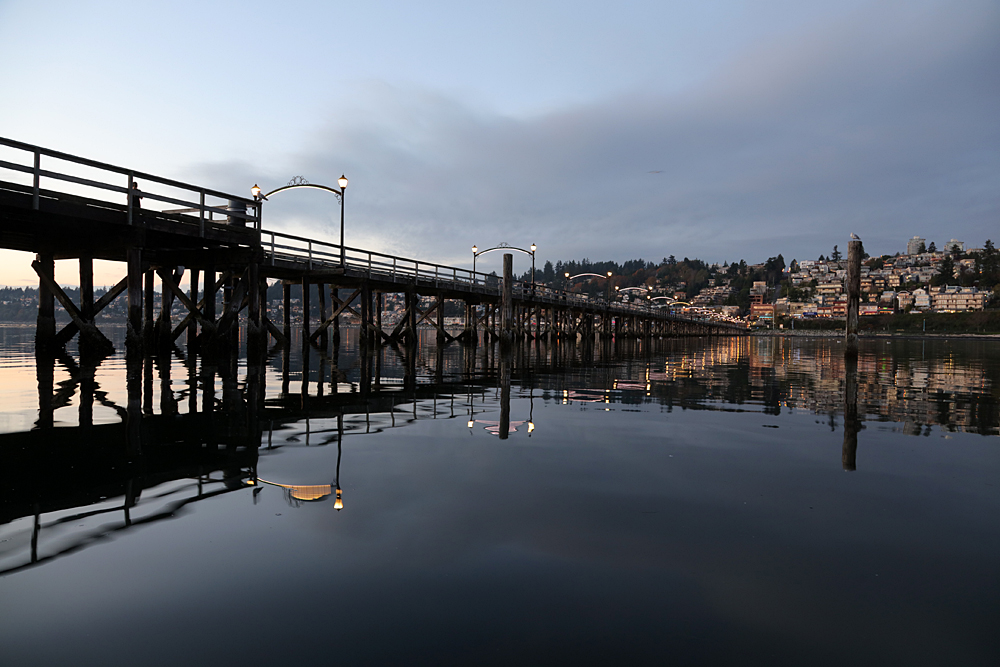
<box><xmin>928</xmin><ymin>241</ymin><xmax>937</xmax><ymax>252</ymax></box>
<box><xmin>542</xmin><ymin>260</ymin><xmax>555</xmax><ymax>283</ymax></box>
<box><xmin>932</xmin><ymin>255</ymin><xmax>956</xmax><ymax>286</ymax></box>
<box><xmin>916</xmin><ymin>241</ymin><xmax>926</xmax><ymax>254</ymax></box>
<box><xmin>831</xmin><ymin>245</ymin><xmax>842</xmax><ymax>262</ymax></box>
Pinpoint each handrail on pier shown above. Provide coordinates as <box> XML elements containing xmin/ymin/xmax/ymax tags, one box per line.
<box><xmin>0</xmin><ymin>136</ymin><xmax>261</xmax><ymax>230</ymax></box>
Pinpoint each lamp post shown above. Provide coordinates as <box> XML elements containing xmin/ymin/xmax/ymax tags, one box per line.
<box><xmin>252</xmin><ymin>174</ymin><xmax>348</xmax><ymax>266</ymax></box>
<box><xmin>472</xmin><ymin>243</ymin><xmax>536</xmax><ymax>290</ymax></box>
<box><xmin>564</xmin><ymin>271</ymin><xmax>615</xmax><ymax>302</ymax></box>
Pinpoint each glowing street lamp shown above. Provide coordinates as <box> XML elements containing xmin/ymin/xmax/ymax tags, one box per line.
<box><xmin>252</xmin><ymin>175</ymin><xmax>348</xmax><ymax>265</ymax></box>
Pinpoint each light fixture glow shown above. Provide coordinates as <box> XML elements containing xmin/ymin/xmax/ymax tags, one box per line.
<box><xmin>472</xmin><ymin>245</ymin><xmax>478</xmax><ymax>254</ymax></box>
<box><xmin>338</xmin><ymin>175</ymin><xmax>348</xmax><ymax>189</ymax></box>
<box><xmin>530</xmin><ymin>243</ymin><xmax>536</xmax><ymax>252</ymax></box>
<box><xmin>250</xmin><ymin>184</ymin><xmax>261</xmax><ymax>199</ymax></box>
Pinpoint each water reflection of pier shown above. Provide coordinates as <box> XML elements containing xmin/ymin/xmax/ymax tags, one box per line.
<box><xmin>5</xmin><ymin>331</ymin><xmax>998</xmax><ymax>575</ymax></box>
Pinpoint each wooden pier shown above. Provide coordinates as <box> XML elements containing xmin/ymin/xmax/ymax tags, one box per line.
<box><xmin>0</xmin><ymin>136</ymin><xmax>745</xmax><ymax>361</ymax></box>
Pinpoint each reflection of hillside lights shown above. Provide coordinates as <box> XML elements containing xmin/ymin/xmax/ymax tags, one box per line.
<box><xmin>335</xmin><ymin>488</ymin><xmax>343</xmax><ymax>511</ymax></box>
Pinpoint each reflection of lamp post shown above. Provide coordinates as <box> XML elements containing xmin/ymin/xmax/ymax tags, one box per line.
<box><xmin>253</xmin><ymin>175</ymin><xmax>348</xmax><ymax>265</ymax></box>
<box><xmin>335</xmin><ymin>414</ymin><xmax>344</xmax><ymax>510</ymax></box>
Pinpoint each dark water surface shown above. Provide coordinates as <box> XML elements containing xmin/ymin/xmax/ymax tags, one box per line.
<box><xmin>0</xmin><ymin>326</ymin><xmax>998</xmax><ymax>665</ymax></box>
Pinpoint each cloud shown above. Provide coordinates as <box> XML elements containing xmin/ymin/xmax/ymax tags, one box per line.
<box><xmin>195</xmin><ymin>0</ymin><xmax>1000</xmax><ymax>268</ymax></box>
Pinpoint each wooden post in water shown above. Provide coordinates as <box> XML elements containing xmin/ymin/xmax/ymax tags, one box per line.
<box><xmin>143</xmin><ymin>269</ymin><xmax>154</xmax><ymax>349</ymax></box>
<box><xmin>79</xmin><ymin>255</ymin><xmax>94</xmax><ymax>326</ymax></box>
<box><xmin>35</xmin><ymin>253</ymin><xmax>55</xmax><ymax>352</ymax></box>
<box><xmin>500</xmin><ymin>253</ymin><xmax>513</xmax><ymax>345</ymax></box>
<box><xmin>331</xmin><ymin>286</ymin><xmax>341</xmax><ymax>346</ymax></box>
<box><xmin>203</xmin><ymin>265</ymin><xmax>216</xmax><ymax>340</ymax></box>
<box><xmin>301</xmin><ymin>277</ymin><xmax>310</xmax><ymax>346</ymax></box>
<box><xmin>436</xmin><ymin>294</ymin><xmax>445</xmax><ymax>345</ymax></box>
<box><xmin>845</xmin><ymin>238</ymin><xmax>862</xmax><ymax>357</ymax></box>
<box><xmin>282</xmin><ymin>282</ymin><xmax>291</xmax><ymax>342</ymax></box>
<box><xmin>126</xmin><ymin>247</ymin><xmax>143</xmax><ymax>355</ymax></box>
<box><xmin>317</xmin><ymin>281</ymin><xmax>327</xmax><ymax>351</ymax></box>
<box><xmin>187</xmin><ymin>268</ymin><xmax>200</xmax><ymax>348</ymax></box>
<box><xmin>360</xmin><ymin>281</ymin><xmax>371</xmax><ymax>344</ymax></box>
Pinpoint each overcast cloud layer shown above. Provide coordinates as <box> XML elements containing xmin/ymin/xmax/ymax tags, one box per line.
<box><xmin>193</xmin><ymin>1</ymin><xmax>999</xmax><ymax>271</ymax></box>
<box><xmin>1</xmin><ymin>0</ymin><xmax>998</xmax><ymax>281</ymax></box>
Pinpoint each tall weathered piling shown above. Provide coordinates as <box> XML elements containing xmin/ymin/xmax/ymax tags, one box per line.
<box><xmin>845</xmin><ymin>238</ymin><xmax>862</xmax><ymax>356</ymax></box>
<box><xmin>500</xmin><ymin>253</ymin><xmax>513</xmax><ymax>345</ymax></box>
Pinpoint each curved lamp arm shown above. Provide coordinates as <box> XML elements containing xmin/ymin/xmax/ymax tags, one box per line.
<box><xmin>259</xmin><ymin>182</ymin><xmax>343</xmax><ymax>201</ymax></box>
<box><xmin>564</xmin><ymin>272</ymin><xmax>614</xmax><ymax>281</ymax></box>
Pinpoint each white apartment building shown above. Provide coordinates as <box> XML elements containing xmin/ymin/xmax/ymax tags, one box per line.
<box><xmin>930</xmin><ymin>286</ymin><xmax>986</xmax><ymax>312</ymax></box>
<box><xmin>907</xmin><ymin>236</ymin><xmax>926</xmax><ymax>256</ymax></box>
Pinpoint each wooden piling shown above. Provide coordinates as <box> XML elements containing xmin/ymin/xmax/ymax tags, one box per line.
<box><xmin>35</xmin><ymin>253</ymin><xmax>55</xmax><ymax>351</ymax></box>
<box><xmin>187</xmin><ymin>268</ymin><xmax>200</xmax><ymax>348</ymax></box>
<box><xmin>79</xmin><ymin>256</ymin><xmax>94</xmax><ymax>324</ymax></box>
<box><xmin>500</xmin><ymin>253</ymin><xmax>513</xmax><ymax>345</ymax></box>
<box><xmin>301</xmin><ymin>277</ymin><xmax>310</xmax><ymax>345</ymax></box>
<box><xmin>845</xmin><ymin>239</ymin><xmax>862</xmax><ymax>356</ymax></box>
<box><xmin>126</xmin><ymin>247</ymin><xmax>143</xmax><ymax>355</ymax></box>
<box><xmin>282</xmin><ymin>282</ymin><xmax>291</xmax><ymax>342</ymax></box>
<box><xmin>317</xmin><ymin>281</ymin><xmax>327</xmax><ymax>350</ymax></box>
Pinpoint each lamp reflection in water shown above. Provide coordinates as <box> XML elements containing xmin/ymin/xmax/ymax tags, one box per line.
<box><xmin>249</xmin><ymin>416</ymin><xmax>346</xmax><ymax>509</ymax></box>
<box><xmin>467</xmin><ymin>360</ymin><xmax>535</xmax><ymax>438</ymax></box>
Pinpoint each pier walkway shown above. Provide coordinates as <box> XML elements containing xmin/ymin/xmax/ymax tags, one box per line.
<box><xmin>0</xmin><ymin>136</ymin><xmax>745</xmax><ymax>357</ymax></box>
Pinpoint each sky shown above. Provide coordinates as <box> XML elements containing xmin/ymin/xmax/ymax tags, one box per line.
<box><xmin>0</xmin><ymin>0</ymin><xmax>997</xmax><ymax>285</ymax></box>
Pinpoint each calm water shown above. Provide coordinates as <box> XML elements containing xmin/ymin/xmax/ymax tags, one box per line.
<box><xmin>0</xmin><ymin>325</ymin><xmax>998</xmax><ymax>665</ymax></box>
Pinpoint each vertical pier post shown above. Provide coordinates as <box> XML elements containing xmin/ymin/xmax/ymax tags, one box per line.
<box><xmin>317</xmin><ymin>281</ymin><xmax>327</xmax><ymax>351</ymax></box>
<box><xmin>360</xmin><ymin>281</ymin><xmax>372</xmax><ymax>343</ymax></box>
<box><xmin>79</xmin><ymin>255</ymin><xmax>94</xmax><ymax>325</ymax></box>
<box><xmin>845</xmin><ymin>239</ymin><xmax>862</xmax><ymax>357</ymax></box>
<box><xmin>375</xmin><ymin>291</ymin><xmax>383</xmax><ymax>341</ymax></box>
<box><xmin>436</xmin><ymin>294</ymin><xmax>445</xmax><ymax>345</ymax></box>
<box><xmin>203</xmin><ymin>265</ymin><xmax>216</xmax><ymax>334</ymax></box>
<box><xmin>331</xmin><ymin>286</ymin><xmax>341</xmax><ymax>346</ymax></box>
<box><xmin>282</xmin><ymin>282</ymin><xmax>291</xmax><ymax>342</ymax></box>
<box><xmin>500</xmin><ymin>253</ymin><xmax>513</xmax><ymax>345</ymax></box>
<box><xmin>301</xmin><ymin>277</ymin><xmax>310</xmax><ymax>345</ymax></box>
<box><xmin>126</xmin><ymin>247</ymin><xmax>143</xmax><ymax>356</ymax></box>
<box><xmin>187</xmin><ymin>268</ymin><xmax>200</xmax><ymax>348</ymax></box>
<box><xmin>405</xmin><ymin>290</ymin><xmax>418</xmax><ymax>345</ymax></box>
<box><xmin>143</xmin><ymin>269</ymin><xmax>154</xmax><ymax>349</ymax></box>
<box><xmin>35</xmin><ymin>252</ymin><xmax>55</xmax><ymax>352</ymax></box>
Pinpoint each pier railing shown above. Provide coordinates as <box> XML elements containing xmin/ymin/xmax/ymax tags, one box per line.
<box><xmin>0</xmin><ymin>136</ymin><xmax>260</xmax><ymax>230</ymax></box>
<box><xmin>260</xmin><ymin>229</ymin><xmax>740</xmax><ymax>326</ymax></box>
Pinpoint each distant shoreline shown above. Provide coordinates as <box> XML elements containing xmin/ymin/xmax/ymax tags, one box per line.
<box><xmin>751</xmin><ymin>329</ymin><xmax>1000</xmax><ymax>340</ymax></box>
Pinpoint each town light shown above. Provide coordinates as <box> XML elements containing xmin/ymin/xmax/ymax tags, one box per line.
<box><xmin>530</xmin><ymin>244</ymin><xmax>536</xmax><ymax>253</ymax></box>
<box><xmin>250</xmin><ymin>184</ymin><xmax>261</xmax><ymax>199</ymax></box>
<box><xmin>338</xmin><ymin>174</ymin><xmax>348</xmax><ymax>189</ymax></box>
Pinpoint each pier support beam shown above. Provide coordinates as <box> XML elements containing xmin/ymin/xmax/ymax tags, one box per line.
<box><xmin>35</xmin><ymin>253</ymin><xmax>55</xmax><ymax>352</ymax></box>
<box><xmin>126</xmin><ymin>247</ymin><xmax>143</xmax><ymax>355</ymax></box>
